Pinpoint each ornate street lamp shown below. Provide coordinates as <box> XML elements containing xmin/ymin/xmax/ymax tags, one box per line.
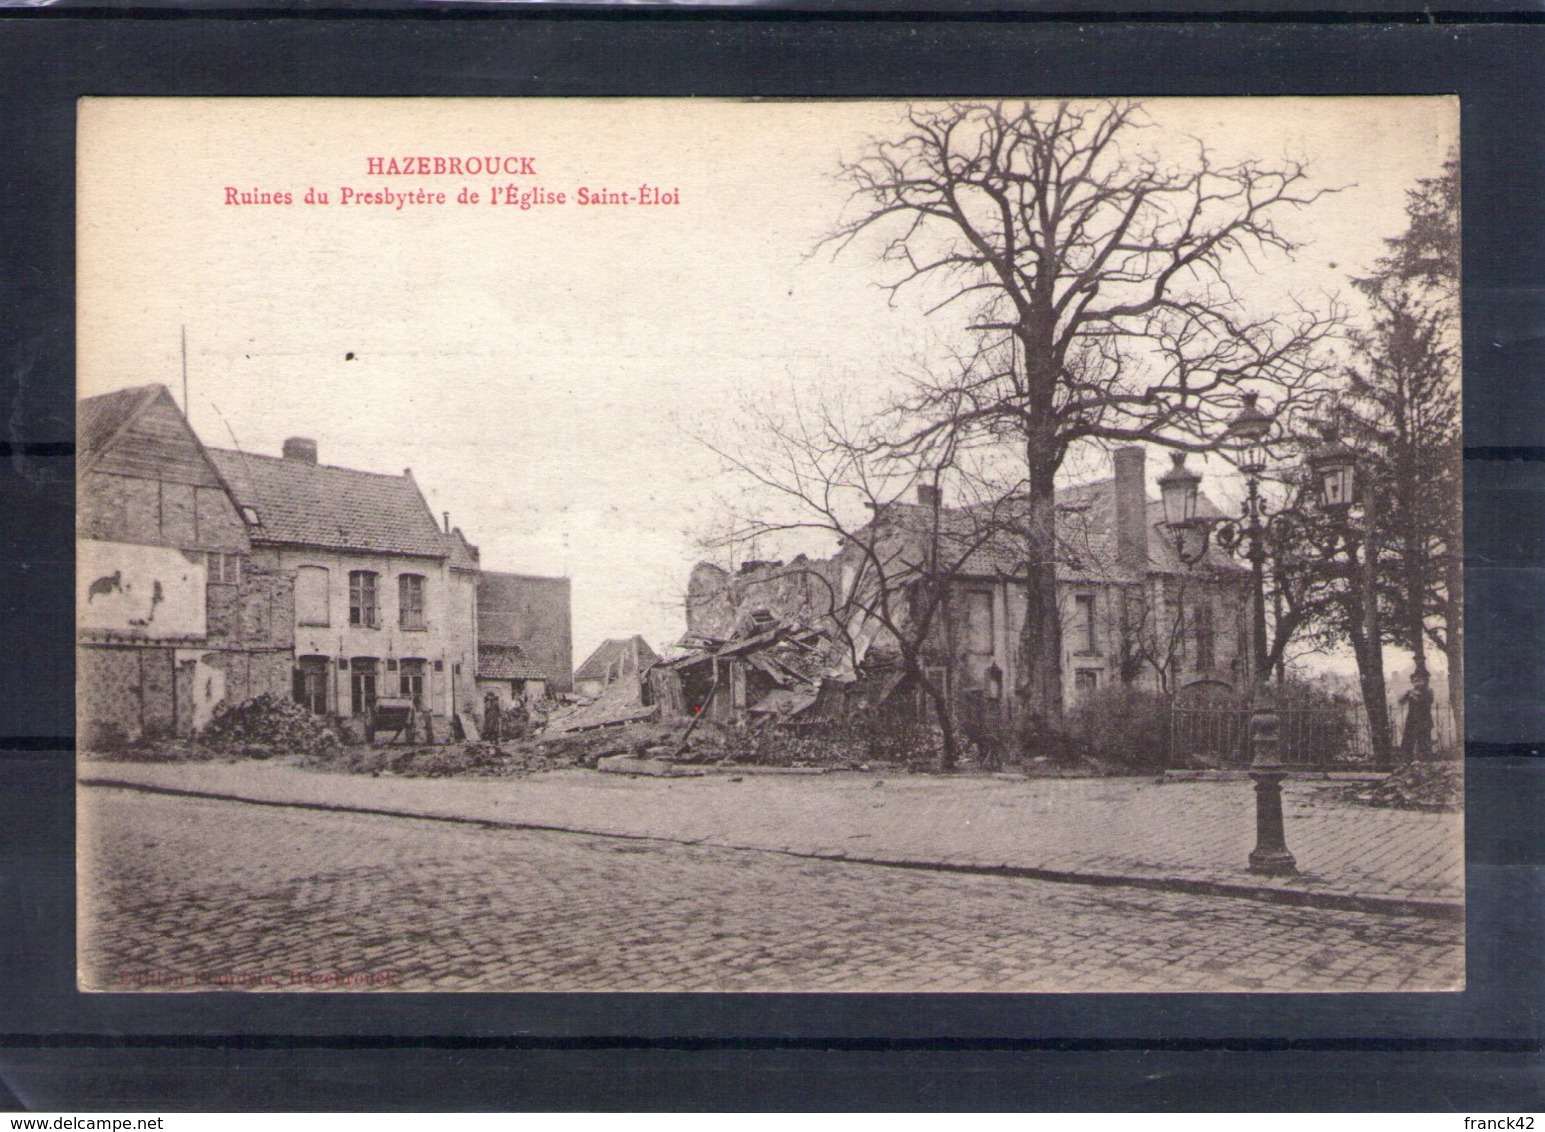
<box><xmin>1228</xmin><ymin>391</ymin><xmax>1273</xmax><ymax>444</ymax></box>
<box><xmin>1157</xmin><ymin>452</ymin><xmax>1210</xmax><ymax>567</ymax></box>
<box><xmin>1150</xmin><ymin>397</ymin><xmax>1327</xmax><ymax>875</ymax></box>
<box><xmin>1158</xmin><ymin>451</ymin><xmax>1202</xmax><ymax>530</ymax></box>
<box><xmin>1223</xmin><ymin>392</ymin><xmax>1297</xmax><ymax>876</ymax></box>
<box><xmin>1307</xmin><ymin>428</ymin><xmax>1358</xmax><ymax>515</ymax></box>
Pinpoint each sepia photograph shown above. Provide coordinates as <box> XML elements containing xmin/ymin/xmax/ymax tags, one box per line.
<box><xmin>76</xmin><ymin>96</ymin><xmax>1462</xmax><ymax>993</ymax></box>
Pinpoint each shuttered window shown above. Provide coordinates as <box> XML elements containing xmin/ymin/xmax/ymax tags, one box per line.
<box><xmin>349</xmin><ymin>570</ymin><xmax>379</xmax><ymax>628</ymax></box>
<box><xmin>206</xmin><ymin>552</ymin><xmax>242</xmax><ymax>586</ymax></box>
<box><xmin>398</xmin><ymin>573</ymin><xmax>426</xmax><ymax>630</ymax></box>
<box><xmin>1074</xmin><ymin>594</ymin><xmax>1097</xmax><ymax>654</ymax></box>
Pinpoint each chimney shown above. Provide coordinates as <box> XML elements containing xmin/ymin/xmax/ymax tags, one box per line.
<box><xmin>917</xmin><ymin>484</ymin><xmax>942</xmax><ymax>508</ymax></box>
<box><xmin>443</xmin><ymin>511</ymin><xmax>450</xmax><ymax>534</ymax></box>
<box><xmin>282</xmin><ymin>437</ymin><xmax>317</xmax><ymax>464</ymax></box>
<box><xmin>1113</xmin><ymin>446</ymin><xmax>1148</xmax><ymax>577</ymax></box>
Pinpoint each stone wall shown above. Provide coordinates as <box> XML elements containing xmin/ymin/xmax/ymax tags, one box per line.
<box><xmin>685</xmin><ymin>555</ymin><xmax>844</xmax><ymax>639</ymax></box>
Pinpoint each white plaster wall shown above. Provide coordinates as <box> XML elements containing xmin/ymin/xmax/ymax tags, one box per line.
<box><xmin>78</xmin><ymin>540</ymin><xmax>206</xmax><ymax>639</ymax></box>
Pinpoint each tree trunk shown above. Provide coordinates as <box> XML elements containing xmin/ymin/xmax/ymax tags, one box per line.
<box><xmin>1349</xmin><ymin>620</ymin><xmax>1393</xmax><ymax>768</ymax></box>
<box><xmin>918</xmin><ymin>668</ymin><xmax>959</xmax><ymax>771</ymax></box>
<box><xmin>1352</xmin><ymin>519</ymin><xmax>1394</xmax><ymax>767</ymax></box>
<box><xmin>1444</xmin><ymin>546</ymin><xmax>1464</xmax><ymax>748</ymax></box>
<box><xmin>1017</xmin><ymin>441</ymin><xmax>1064</xmax><ymax>750</ymax></box>
<box><xmin>1403</xmin><ymin>538</ymin><xmax>1434</xmax><ymax>760</ymax></box>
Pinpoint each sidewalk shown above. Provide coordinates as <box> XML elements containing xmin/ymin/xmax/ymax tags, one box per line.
<box><xmin>79</xmin><ymin>758</ymin><xmax>1464</xmax><ymax>916</ymax></box>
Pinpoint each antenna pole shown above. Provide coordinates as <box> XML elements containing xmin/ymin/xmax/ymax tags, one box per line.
<box><xmin>180</xmin><ymin>325</ymin><xmax>189</xmax><ymax>415</ymax></box>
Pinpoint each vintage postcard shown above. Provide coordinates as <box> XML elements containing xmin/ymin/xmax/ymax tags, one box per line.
<box><xmin>77</xmin><ymin>97</ymin><xmax>1462</xmax><ymax>992</ymax></box>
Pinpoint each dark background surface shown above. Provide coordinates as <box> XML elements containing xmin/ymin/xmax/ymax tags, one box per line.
<box><xmin>0</xmin><ymin>14</ymin><xmax>1541</xmax><ymax>1111</ymax></box>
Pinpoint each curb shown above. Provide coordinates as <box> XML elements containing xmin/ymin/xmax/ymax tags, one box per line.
<box><xmin>79</xmin><ymin>775</ymin><xmax>1464</xmax><ymax>922</ymax></box>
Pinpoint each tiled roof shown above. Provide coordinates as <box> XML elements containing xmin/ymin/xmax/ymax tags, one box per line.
<box><xmin>446</xmin><ymin>527</ymin><xmax>480</xmax><ymax>571</ymax></box>
<box><xmin>869</xmin><ymin>479</ymin><xmax>1241</xmax><ymax>582</ymax></box>
<box><xmin>478</xmin><ymin>644</ymin><xmax>547</xmax><ymax>681</ymax></box>
<box><xmin>207</xmin><ymin>448</ymin><xmax>448</xmax><ymax>558</ymax></box>
<box><xmin>1051</xmin><ymin>479</ymin><xmax>1239</xmax><ymax>577</ymax></box>
<box><xmin>78</xmin><ymin>384</ymin><xmax>164</xmax><ymax>468</ymax></box>
<box><xmin>574</xmin><ymin>636</ymin><xmax>660</xmax><ymax>682</ymax></box>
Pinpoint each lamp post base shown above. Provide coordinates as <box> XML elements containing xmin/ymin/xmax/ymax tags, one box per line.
<box><xmin>1248</xmin><ymin>768</ymin><xmax>1298</xmax><ymax>876</ymax></box>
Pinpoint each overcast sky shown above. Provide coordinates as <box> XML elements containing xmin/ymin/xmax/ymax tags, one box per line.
<box><xmin>79</xmin><ymin>97</ymin><xmax>1457</xmax><ymax>667</ymax></box>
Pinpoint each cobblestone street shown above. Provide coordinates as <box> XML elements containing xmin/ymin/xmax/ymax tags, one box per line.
<box><xmin>80</xmin><ymin>785</ymin><xmax>1463</xmax><ymax>993</ymax></box>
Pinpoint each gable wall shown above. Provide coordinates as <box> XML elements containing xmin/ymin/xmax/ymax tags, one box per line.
<box><xmin>91</xmin><ymin>397</ymin><xmax>222</xmax><ymax>486</ymax></box>
<box><xmin>80</xmin><ymin>396</ymin><xmax>249</xmax><ymax>553</ymax></box>
<box><xmin>478</xmin><ymin>574</ymin><xmax>573</xmax><ymax>693</ymax></box>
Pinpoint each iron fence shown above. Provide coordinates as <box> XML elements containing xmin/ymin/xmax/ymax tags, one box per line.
<box><xmin>1169</xmin><ymin>703</ymin><xmax>1375</xmax><ymax>770</ymax></box>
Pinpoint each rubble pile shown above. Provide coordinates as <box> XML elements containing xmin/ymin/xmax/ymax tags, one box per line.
<box><xmin>543</xmin><ymin>681</ymin><xmax>658</xmax><ymax>735</ymax></box>
<box><xmin>699</xmin><ymin>729</ymin><xmax>873</xmax><ymax>770</ymax></box>
<box><xmin>311</xmin><ymin>739</ymin><xmax>588</xmax><ymax>778</ymax></box>
<box><xmin>535</xmin><ymin>720</ymin><xmax>697</xmax><ymax>769</ymax></box>
<box><xmin>386</xmin><ymin>742</ymin><xmax>515</xmax><ymax>778</ymax></box>
<box><xmin>1339</xmin><ymin>761</ymin><xmax>1463</xmax><ymax>812</ymax></box>
<box><xmin>80</xmin><ymin>737</ymin><xmax>221</xmax><ymax>764</ymax></box>
<box><xmin>200</xmin><ymin>693</ymin><xmax>341</xmax><ymax>756</ymax></box>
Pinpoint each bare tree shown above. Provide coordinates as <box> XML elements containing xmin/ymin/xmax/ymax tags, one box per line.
<box><xmin>699</xmin><ymin>396</ymin><xmax>1024</xmax><ymax>769</ymax></box>
<box><xmin>825</xmin><ymin>100</ymin><xmax>1341</xmax><ymax>736</ymax></box>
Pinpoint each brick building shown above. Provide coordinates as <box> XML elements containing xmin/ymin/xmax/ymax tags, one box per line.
<box><xmin>78</xmin><ymin>386</ymin><xmax>595</xmax><ymax>744</ymax></box>
<box><xmin>77</xmin><ymin>384</ymin><xmax>295</xmax><ymax>744</ymax></box>
<box><xmin>208</xmin><ymin>438</ymin><xmax>481</xmax><ymax>737</ymax></box>
<box><xmin>476</xmin><ymin>571</ymin><xmax>573</xmax><ymax>707</ymax></box>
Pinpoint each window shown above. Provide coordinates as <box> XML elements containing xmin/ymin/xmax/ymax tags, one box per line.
<box><xmin>398</xmin><ymin>573</ymin><xmax>426</xmax><ymax>630</ymax></box>
<box><xmin>206</xmin><ymin>552</ymin><xmax>241</xmax><ymax>586</ymax></box>
<box><xmin>349</xmin><ymin>570</ymin><xmax>379</xmax><ymax>628</ymax></box>
<box><xmin>241</xmin><ymin>506</ymin><xmax>261</xmax><ymax>527</ymax></box>
<box><xmin>1075</xmin><ymin>668</ymin><xmax>1100</xmax><ymax>700</ymax></box>
<box><xmin>293</xmin><ymin>655</ymin><xmax>329</xmax><ymax>715</ymax></box>
<box><xmin>1193</xmin><ymin>601</ymin><xmax>1216</xmax><ymax>670</ymax></box>
<box><xmin>296</xmin><ymin>566</ymin><xmax>330</xmax><ymax>627</ymax></box>
<box><xmin>1073</xmin><ymin>594</ymin><xmax>1097</xmax><ymax>654</ymax></box>
<box><xmin>349</xmin><ymin>657</ymin><xmax>379</xmax><ymax>717</ymax></box>
<box><xmin>399</xmin><ymin>658</ymin><xmax>427</xmax><ymax>706</ymax></box>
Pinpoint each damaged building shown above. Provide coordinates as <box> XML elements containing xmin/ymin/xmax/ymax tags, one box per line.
<box><xmin>79</xmin><ymin>383</ymin><xmax>574</xmax><ymax>745</ymax></box>
<box><xmin>647</xmin><ymin>614</ymin><xmax>849</xmax><ymax>728</ymax></box>
<box><xmin>78</xmin><ymin>384</ymin><xmax>295</xmax><ymax>744</ymax></box>
<box><xmin>674</xmin><ymin>447</ymin><xmax>1252</xmax><ymax>730</ymax></box>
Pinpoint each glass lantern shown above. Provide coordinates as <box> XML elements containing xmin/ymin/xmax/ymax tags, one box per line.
<box><xmin>1226</xmin><ymin>392</ymin><xmax>1273</xmax><ymax>474</ymax></box>
<box><xmin>1158</xmin><ymin>451</ymin><xmax>1202</xmax><ymax>529</ymax></box>
<box><xmin>1308</xmin><ymin>433</ymin><xmax>1358</xmax><ymax>514</ymax></box>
